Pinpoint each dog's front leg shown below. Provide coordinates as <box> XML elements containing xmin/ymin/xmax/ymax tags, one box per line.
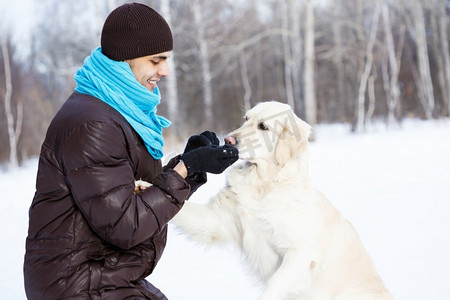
<box><xmin>171</xmin><ymin>199</ymin><xmax>237</xmax><ymax>245</ymax></box>
<box><xmin>259</xmin><ymin>249</ymin><xmax>315</xmax><ymax>300</ymax></box>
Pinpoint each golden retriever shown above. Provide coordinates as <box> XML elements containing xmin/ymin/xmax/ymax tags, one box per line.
<box><xmin>170</xmin><ymin>101</ymin><xmax>394</xmax><ymax>300</ymax></box>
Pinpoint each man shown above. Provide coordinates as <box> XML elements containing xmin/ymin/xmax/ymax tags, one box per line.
<box><xmin>23</xmin><ymin>3</ymin><xmax>238</xmax><ymax>299</ymax></box>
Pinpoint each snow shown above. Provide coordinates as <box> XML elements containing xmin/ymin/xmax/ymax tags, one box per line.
<box><xmin>1</xmin><ymin>118</ymin><xmax>449</xmax><ymax>299</ymax></box>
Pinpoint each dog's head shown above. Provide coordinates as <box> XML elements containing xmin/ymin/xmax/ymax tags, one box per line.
<box><xmin>225</xmin><ymin>101</ymin><xmax>311</xmax><ymax>166</ymax></box>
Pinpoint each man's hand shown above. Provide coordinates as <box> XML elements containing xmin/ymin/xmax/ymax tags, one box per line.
<box><xmin>181</xmin><ymin>145</ymin><xmax>239</xmax><ymax>176</ymax></box>
<box><xmin>183</xmin><ymin>131</ymin><xmax>219</xmax><ymax>154</ymax></box>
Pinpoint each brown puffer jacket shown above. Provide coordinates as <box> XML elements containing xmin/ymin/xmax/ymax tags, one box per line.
<box><xmin>24</xmin><ymin>92</ymin><xmax>203</xmax><ymax>299</ymax></box>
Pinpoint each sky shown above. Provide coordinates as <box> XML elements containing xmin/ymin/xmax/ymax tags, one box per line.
<box><xmin>0</xmin><ymin>0</ymin><xmax>34</xmax><ymax>37</ymax></box>
<box><xmin>0</xmin><ymin>0</ymin><xmax>35</xmax><ymax>59</ymax></box>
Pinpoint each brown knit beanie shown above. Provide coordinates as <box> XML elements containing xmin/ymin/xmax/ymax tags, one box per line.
<box><xmin>101</xmin><ymin>2</ymin><xmax>173</xmax><ymax>61</ymax></box>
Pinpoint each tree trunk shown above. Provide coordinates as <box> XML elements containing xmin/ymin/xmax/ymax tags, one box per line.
<box><xmin>333</xmin><ymin>0</ymin><xmax>348</xmax><ymax>122</ymax></box>
<box><xmin>239</xmin><ymin>50</ymin><xmax>252</xmax><ymax>112</ymax></box>
<box><xmin>381</xmin><ymin>47</ymin><xmax>391</xmax><ymax>123</ymax></box>
<box><xmin>382</xmin><ymin>3</ymin><xmax>404</xmax><ymax>128</ymax></box>
<box><xmin>355</xmin><ymin>1</ymin><xmax>381</xmax><ymax>133</ymax></box>
<box><xmin>438</xmin><ymin>0</ymin><xmax>450</xmax><ymax>116</ymax></box>
<box><xmin>289</xmin><ymin>0</ymin><xmax>302</xmax><ymax>113</ymax></box>
<box><xmin>280</xmin><ymin>0</ymin><xmax>295</xmax><ymax>110</ymax></box>
<box><xmin>303</xmin><ymin>0</ymin><xmax>316</xmax><ymax>138</ymax></box>
<box><xmin>2</xmin><ymin>37</ymin><xmax>22</xmax><ymax>169</ymax></box>
<box><xmin>366</xmin><ymin>74</ymin><xmax>376</xmax><ymax>129</ymax></box>
<box><xmin>160</xmin><ymin>0</ymin><xmax>180</xmax><ymax>132</ymax></box>
<box><xmin>353</xmin><ymin>0</ymin><xmax>366</xmax><ymax>131</ymax></box>
<box><xmin>192</xmin><ymin>0</ymin><xmax>213</xmax><ymax>127</ymax></box>
<box><xmin>430</xmin><ymin>6</ymin><xmax>447</xmax><ymax>118</ymax></box>
<box><xmin>413</xmin><ymin>0</ymin><xmax>435</xmax><ymax>119</ymax></box>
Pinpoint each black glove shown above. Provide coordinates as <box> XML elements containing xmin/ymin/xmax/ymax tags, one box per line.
<box><xmin>183</xmin><ymin>131</ymin><xmax>220</xmax><ymax>181</ymax></box>
<box><xmin>181</xmin><ymin>145</ymin><xmax>239</xmax><ymax>176</ymax></box>
<box><xmin>183</xmin><ymin>131</ymin><xmax>220</xmax><ymax>154</ymax></box>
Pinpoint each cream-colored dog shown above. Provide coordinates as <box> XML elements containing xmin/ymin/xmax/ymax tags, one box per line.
<box><xmin>171</xmin><ymin>101</ymin><xmax>393</xmax><ymax>300</ymax></box>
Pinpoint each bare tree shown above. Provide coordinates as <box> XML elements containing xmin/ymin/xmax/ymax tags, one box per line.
<box><xmin>412</xmin><ymin>0</ymin><xmax>435</xmax><ymax>119</ymax></box>
<box><xmin>355</xmin><ymin>0</ymin><xmax>381</xmax><ymax>133</ymax></box>
<box><xmin>438</xmin><ymin>0</ymin><xmax>450</xmax><ymax>116</ymax></box>
<box><xmin>160</xmin><ymin>0</ymin><xmax>180</xmax><ymax>132</ymax></box>
<box><xmin>33</xmin><ymin>0</ymin><xmax>98</xmax><ymax>106</ymax></box>
<box><xmin>4</xmin><ymin>0</ymin><xmax>450</xmax><ymax>165</ymax></box>
<box><xmin>95</xmin><ymin>0</ymin><xmax>118</xmax><ymax>34</ymax></box>
<box><xmin>365</xmin><ymin>72</ymin><xmax>376</xmax><ymax>129</ymax></box>
<box><xmin>2</xmin><ymin>37</ymin><xmax>23</xmax><ymax>169</ymax></box>
<box><xmin>192</xmin><ymin>0</ymin><xmax>213</xmax><ymax>128</ymax></box>
<box><xmin>289</xmin><ymin>0</ymin><xmax>303</xmax><ymax>110</ymax></box>
<box><xmin>332</xmin><ymin>0</ymin><xmax>348</xmax><ymax>121</ymax></box>
<box><xmin>429</xmin><ymin>4</ymin><xmax>447</xmax><ymax>118</ymax></box>
<box><xmin>239</xmin><ymin>49</ymin><xmax>252</xmax><ymax>112</ymax></box>
<box><xmin>280</xmin><ymin>0</ymin><xmax>295</xmax><ymax>110</ymax></box>
<box><xmin>382</xmin><ymin>2</ymin><xmax>405</xmax><ymax>127</ymax></box>
<box><xmin>303</xmin><ymin>0</ymin><xmax>317</xmax><ymax>135</ymax></box>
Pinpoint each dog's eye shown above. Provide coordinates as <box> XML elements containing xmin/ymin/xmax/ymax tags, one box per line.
<box><xmin>258</xmin><ymin>122</ymin><xmax>269</xmax><ymax>131</ymax></box>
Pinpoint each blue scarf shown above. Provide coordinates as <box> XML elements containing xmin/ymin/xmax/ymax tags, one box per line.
<box><xmin>74</xmin><ymin>47</ymin><xmax>171</xmax><ymax>159</ymax></box>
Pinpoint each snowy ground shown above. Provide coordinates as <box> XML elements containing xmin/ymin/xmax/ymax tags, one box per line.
<box><xmin>1</xmin><ymin>118</ymin><xmax>449</xmax><ymax>300</ymax></box>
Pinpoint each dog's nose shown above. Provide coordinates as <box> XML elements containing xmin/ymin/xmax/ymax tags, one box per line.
<box><xmin>224</xmin><ymin>135</ymin><xmax>237</xmax><ymax>146</ymax></box>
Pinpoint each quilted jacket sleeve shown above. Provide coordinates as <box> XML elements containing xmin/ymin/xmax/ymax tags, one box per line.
<box><xmin>62</xmin><ymin>120</ymin><xmax>190</xmax><ymax>250</ymax></box>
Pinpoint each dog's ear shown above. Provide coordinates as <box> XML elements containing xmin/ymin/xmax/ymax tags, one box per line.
<box><xmin>275</xmin><ymin>114</ymin><xmax>311</xmax><ymax>165</ymax></box>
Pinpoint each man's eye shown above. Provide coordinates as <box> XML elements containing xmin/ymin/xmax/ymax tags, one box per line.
<box><xmin>258</xmin><ymin>122</ymin><xmax>269</xmax><ymax>130</ymax></box>
<box><xmin>151</xmin><ymin>60</ymin><xmax>160</xmax><ymax>65</ymax></box>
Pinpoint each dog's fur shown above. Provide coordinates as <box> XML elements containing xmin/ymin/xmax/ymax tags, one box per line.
<box><xmin>171</xmin><ymin>102</ymin><xmax>393</xmax><ymax>300</ymax></box>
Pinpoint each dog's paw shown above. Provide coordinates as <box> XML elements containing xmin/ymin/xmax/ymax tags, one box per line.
<box><xmin>134</xmin><ymin>180</ymin><xmax>152</xmax><ymax>193</ymax></box>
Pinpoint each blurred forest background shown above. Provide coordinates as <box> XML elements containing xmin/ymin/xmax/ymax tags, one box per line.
<box><xmin>1</xmin><ymin>0</ymin><xmax>449</xmax><ymax>169</ymax></box>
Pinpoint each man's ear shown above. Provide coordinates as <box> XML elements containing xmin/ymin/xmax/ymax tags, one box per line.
<box><xmin>275</xmin><ymin>115</ymin><xmax>311</xmax><ymax>165</ymax></box>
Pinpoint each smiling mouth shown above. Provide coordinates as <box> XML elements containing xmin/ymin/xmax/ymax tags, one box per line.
<box><xmin>147</xmin><ymin>79</ymin><xmax>157</xmax><ymax>85</ymax></box>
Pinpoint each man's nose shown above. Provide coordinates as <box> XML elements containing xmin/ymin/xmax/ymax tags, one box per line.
<box><xmin>158</xmin><ymin>61</ymin><xmax>169</xmax><ymax>77</ymax></box>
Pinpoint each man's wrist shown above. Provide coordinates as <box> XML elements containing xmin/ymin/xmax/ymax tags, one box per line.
<box><xmin>173</xmin><ymin>161</ymin><xmax>188</xmax><ymax>178</ymax></box>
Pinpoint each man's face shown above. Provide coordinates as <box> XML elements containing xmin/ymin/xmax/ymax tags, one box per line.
<box><xmin>125</xmin><ymin>51</ymin><xmax>171</xmax><ymax>92</ymax></box>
